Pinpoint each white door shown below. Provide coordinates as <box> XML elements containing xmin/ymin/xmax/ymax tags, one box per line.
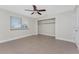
<box><xmin>74</xmin><ymin>6</ymin><xmax>79</xmax><ymax>48</ymax></box>
<box><xmin>38</xmin><ymin>19</ymin><xmax>55</xmax><ymax>36</ymax></box>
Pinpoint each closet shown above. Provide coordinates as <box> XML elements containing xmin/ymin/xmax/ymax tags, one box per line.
<box><xmin>38</xmin><ymin>18</ymin><xmax>55</xmax><ymax>36</ymax></box>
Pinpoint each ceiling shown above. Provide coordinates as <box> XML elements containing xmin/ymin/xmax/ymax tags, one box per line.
<box><xmin>0</xmin><ymin>5</ymin><xmax>75</xmax><ymax>18</ymax></box>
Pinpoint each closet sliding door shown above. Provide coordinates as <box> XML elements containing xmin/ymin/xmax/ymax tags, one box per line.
<box><xmin>38</xmin><ymin>18</ymin><xmax>55</xmax><ymax>36</ymax></box>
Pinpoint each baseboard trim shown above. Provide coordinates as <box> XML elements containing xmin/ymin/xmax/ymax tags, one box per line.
<box><xmin>38</xmin><ymin>34</ymin><xmax>55</xmax><ymax>37</ymax></box>
<box><xmin>56</xmin><ymin>37</ymin><xmax>75</xmax><ymax>43</ymax></box>
<box><xmin>75</xmin><ymin>43</ymin><xmax>79</xmax><ymax>51</ymax></box>
<box><xmin>0</xmin><ymin>34</ymin><xmax>33</xmax><ymax>43</ymax></box>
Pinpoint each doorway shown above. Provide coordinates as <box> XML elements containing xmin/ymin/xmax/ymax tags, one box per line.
<box><xmin>38</xmin><ymin>18</ymin><xmax>55</xmax><ymax>37</ymax></box>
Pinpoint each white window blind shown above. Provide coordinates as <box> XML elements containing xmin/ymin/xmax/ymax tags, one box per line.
<box><xmin>10</xmin><ymin>16</ymin><xmax>22</xmax><ymax>30</ymax></box>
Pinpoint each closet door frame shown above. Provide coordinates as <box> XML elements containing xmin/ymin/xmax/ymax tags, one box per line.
<box><xmin>38</xmin><ymin>18</ymin><xmax>55</xmax><ymax>36</ymax></box>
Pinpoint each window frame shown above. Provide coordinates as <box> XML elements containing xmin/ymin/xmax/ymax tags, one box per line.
<box><xmin>10</xmin><ymin>16</ymin><xmax>22</xmax><ymax>30</ymax></box>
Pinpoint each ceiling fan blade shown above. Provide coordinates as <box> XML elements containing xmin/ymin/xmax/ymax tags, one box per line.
<box><xmin>33</xmin><ymin>5</ymin><xmax>37</xmax><ymax>11</ymax></box>
<box><xmin>25</xmin><ymin>9</ymin><xmax>33</xmax><ymax>11</ymax></box>
<box><xmin>37</xmin><ymin>12</ymin><xmax>42</xmax><ymax>15</ymax></box>
<box><xmin>38</xmin><ymin>9</ymin><xmax>46</xmax><ymax>12</ymax></box>
<box><xmin>31</xmin><ymin>12</ymin><xmax>34</xmax><ymax>15</ymax></box>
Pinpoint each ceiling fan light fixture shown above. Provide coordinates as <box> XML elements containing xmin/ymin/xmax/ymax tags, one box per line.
<box><xmin>25</xmin><ymin>5</ymin><xmax>46</xmax><ymax>15</ymax></box>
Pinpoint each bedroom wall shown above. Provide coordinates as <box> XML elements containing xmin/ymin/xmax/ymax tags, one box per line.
<box><xmin>55</xmin><ymin>11</ymin><xmax>75</xmax><ymax>42</ymax></box>
<box><xmin>0</xmin><ymin>9</ymin><xmax>37</xmax><ymax>43</ymax></box>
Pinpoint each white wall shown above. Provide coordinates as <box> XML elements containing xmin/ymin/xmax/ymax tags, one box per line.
<box><xmin>55</xmin><ymin>11</ymin><xmax>75</xmax><ymax>42</ymax></box>
<box><xmin>0</xmin><ymin>9</ymin><xmax>37</xmax><ymax>43</ymax></box>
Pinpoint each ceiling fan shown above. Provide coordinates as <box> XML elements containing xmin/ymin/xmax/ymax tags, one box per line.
<box><xmin>25</xmin><ymin>5</ymin><xmax>46</xmax><ymax>15</ymax></box>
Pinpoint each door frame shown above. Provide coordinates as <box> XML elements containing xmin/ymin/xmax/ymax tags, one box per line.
<box><xmin>37</xmin><ymin>18</ymin><xmax>56</xmax><ymax>36</ymax></box>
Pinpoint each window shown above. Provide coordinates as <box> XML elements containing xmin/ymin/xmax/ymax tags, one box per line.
<box><xmin>10</xmin><ymin>16</ymin><xmax>28</xmax><ymax>30</ymax></box>
<box><xmin>10</xmin><ymin>16</ymin><xmax>22</xmax><ymax>30</ymax></box>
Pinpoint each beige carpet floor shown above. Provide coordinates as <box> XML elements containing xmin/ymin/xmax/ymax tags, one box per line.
<box><xmin>0</xmin><ymin>35</ymin><xmax>78</xmax><ymax>54</ymax></box>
